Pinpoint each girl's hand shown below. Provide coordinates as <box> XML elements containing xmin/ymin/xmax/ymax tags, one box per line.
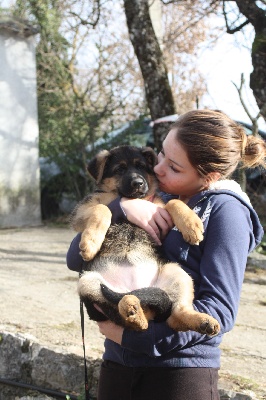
<box><xmin>94</xmin><ymin>304</ymin><xmax>123</xmax><ymax>344</ymax></box>
<box><xmin>97</xmin><ymin>320</ymin><xmax>124</xmax><ymax>344</ymax></box>
<box><xmin>120</xmin><ymin>198</ymin><xmax>173</xmax><ymax>245</ymax></box>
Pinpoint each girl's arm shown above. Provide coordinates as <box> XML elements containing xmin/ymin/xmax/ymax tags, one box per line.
<box><xmin>117</xmin><ymin>198</ymin><xmax>253</xmax><ymax>356</ymax></box>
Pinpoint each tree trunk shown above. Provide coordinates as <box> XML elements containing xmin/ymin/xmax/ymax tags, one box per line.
<box><xmin>234</xmin><ymin>0</ymin><xmax>266</xmax><ymax>120</ymax></box>
<box><xmin>123</xmin><ymin>0</ymin><xmax>176</xmax><ymax>148</ymax></box>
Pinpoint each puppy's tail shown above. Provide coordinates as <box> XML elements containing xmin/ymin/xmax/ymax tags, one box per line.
<box><xmin>100</xmin><ymin>284</ymin><xmax>172</xmax><ymax>322</ymax></box>
<box><xmin>100</xmin><ymin>284</ymin><xmax>125</xmax><ymax>305</ymax></box>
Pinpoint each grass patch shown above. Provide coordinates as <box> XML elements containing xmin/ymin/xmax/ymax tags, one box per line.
<box><xmin>62</xmin><ymin>276</ymin><xmax>78</xmax><ymax>282</ymax></box>
<box><xmin>43</xmin><ymin>215</ymin><xmax>70</xmax><ymax>228</ymax></box>
<box><xmin>244</xmin><ymin>266</ymin><xmax>266</xmax><ymax>285</ymax></box>
<box><xmin>52</xmin><ymin>321</ymin><xmax>78</xmax><ymax>331</ymax></box>
<box><xmin>219</xmin><ymin>371</ymin><xmax>262</xmax><ymax>397</ymax></box>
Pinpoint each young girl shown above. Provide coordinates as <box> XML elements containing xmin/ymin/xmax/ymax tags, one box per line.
<box><xmin>67</xmin><ymin>110</ymin><xmax>265</xmax><ymax>400</ymax></box>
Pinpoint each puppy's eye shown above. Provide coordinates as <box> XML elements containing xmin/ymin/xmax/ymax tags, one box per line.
<box><xmin>135</xmin><ymin>161</ymin><xmax>146</xmax><ymax>170</ymax></box>
<box><xmin>114</xmin><ymin>165</ymin><xmax>127</xmax><ymax>174</ymax></box>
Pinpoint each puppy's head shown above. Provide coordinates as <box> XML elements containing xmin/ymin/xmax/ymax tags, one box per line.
<box><xmin>87</xmin><ymin>145</ymin><xmax>158</xmax><ymax>198</ymax></box>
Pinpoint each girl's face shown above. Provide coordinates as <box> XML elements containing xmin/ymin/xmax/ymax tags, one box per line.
<box><xmin>154</xmin><ymin>129</ymin><xmax>207</xmax><ymax>202</ymax></box>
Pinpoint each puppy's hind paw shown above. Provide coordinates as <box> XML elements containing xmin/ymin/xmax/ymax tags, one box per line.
<box><xmin>118</xmin><ymin>295</ymin><xmax>148</xmax><ymax>331</ymax></box>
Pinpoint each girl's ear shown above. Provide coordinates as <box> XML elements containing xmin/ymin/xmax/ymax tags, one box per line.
<box><xmin>206</xmin><ymin>172</ymin><xmax>221</xmax><ymax>187</ymax></box>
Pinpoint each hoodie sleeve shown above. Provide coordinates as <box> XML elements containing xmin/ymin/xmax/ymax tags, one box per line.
<box><xmin>192</xmin><ymin>198</ymin><xmax>253</xmax><ymax>332</ymax></box>
<box><xmin>66</xmin><ymin>233</ymin><xmax>83</xmax><ymax>272</ymax></box>
<box><xmin>121</xmin><ymin>196</ymin><xmax>256</xmax><ymax>356</ymax></box>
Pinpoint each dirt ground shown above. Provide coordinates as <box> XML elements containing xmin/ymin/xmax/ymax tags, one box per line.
<box><xmin>0</xmin><ymin>225</ymin><xmax>266</xmax><ymax>398</ymax></box>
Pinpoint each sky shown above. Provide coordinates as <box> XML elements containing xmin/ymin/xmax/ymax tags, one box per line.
<box><xmin>198</xmin><ymin>22</ymin><xmax>266</xmax><ymax>132</ymax></box>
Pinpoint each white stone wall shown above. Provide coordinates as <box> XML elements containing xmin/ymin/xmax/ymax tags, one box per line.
<box><xmin>149</xmin><ymin>0</ymin><xmax>163</xmax><ymax>47</ymax></box>
<box><xmin>0</xmin><ymin>27</ymin><xmax>41</xmax><ymax>227</ymax></box>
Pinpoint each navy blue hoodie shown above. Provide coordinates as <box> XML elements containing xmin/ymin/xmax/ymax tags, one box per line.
<box><xmin>66</xmin><ymin>188</ymin><xmax>263</xmax><ymax>368</ymax></box>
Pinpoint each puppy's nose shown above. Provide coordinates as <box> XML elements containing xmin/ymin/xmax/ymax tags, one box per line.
<box><xmin>132</xmin><ymin>178</ymin><xmax>144</xmax><ymax>189</ymax></box>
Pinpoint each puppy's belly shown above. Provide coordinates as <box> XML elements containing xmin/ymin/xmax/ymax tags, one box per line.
<box><xmin>100</xmin><ymin>262</ymin><xmax>159</xmax><ymax>293</ymax></box>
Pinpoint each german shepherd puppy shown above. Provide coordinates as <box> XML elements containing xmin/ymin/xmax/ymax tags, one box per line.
<box><xmin>71</xmin><ymin>145</ymin><xmax>220</xmax><ymax>336</ymax></box>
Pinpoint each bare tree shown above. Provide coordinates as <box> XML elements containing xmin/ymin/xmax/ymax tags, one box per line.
<box><xmin>123</xmin><ymin>0</ymin><xmax>177</xmax><ymax>149</ymax></box>
<box><xmin>222</xmin><ymin>0</ymin><xmax>266</xmax><ymax>121</ymax></box>
<box><xmin>123</xmin><ymin>0</ymin><xmax>219</xmax><ymax>148</ymax></box>
<box><xmin>162</xmin><ymin>1</ymin><xmax>217</xmax><ymax>114</ymax></box>
<box><xmin>123</xmin><ymin>0</ymin><xmax>176</xmax><ymax>123</ymax></box>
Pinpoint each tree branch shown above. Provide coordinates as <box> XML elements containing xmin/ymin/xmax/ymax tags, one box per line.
<box><xmin>232</xmin><ymin>73</ymin><xmax>261</xmax><ymax>136</ymax></box>
<box><xmin>69</xmin><ymin>0</ymin><xmax>100</xmax><ymax>28</ymax></box>
<box><xmin>233</xmin><ymin>0</ymin><xmax>265</xmax><ymax>28</ymax></box>
<box><xmin>222</xmin><ymin>1</ymin><xmax>250</xmax><ymax>34</ymax></box>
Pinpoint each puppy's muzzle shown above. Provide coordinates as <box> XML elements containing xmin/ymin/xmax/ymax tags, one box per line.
<box><xmin>131</xmin><ymin>176</ymin><xmax>145</xmax><ymax>189</ymax></box>
<box><xmin>121</xmin><ymin>173</ymin><xmax>149</xmax><ymax>198</ymax></box>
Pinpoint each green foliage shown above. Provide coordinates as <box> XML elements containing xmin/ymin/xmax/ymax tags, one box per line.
<box><xmin>256</xmin><ymin>232</ymin><xmax>266</xmax><ymax>255</ymax></box>
<box><xmin>10</xmin><ymin>0</ymin><xmax>129</xmax><ymax>209</ymax></box>
<box><xmin>252</xmin><ymin>32</ymin><xmax>266</xmax><ymax>54</ymax></box>
<box><xmin>9</xmin><ymin>3</ymin><xmax>77</xmax><ymax>183</ymax></box>
<box><xmin>257</xmin><ymin>233</ymin><xmax>266</xmax><ymax>255</ymax></box>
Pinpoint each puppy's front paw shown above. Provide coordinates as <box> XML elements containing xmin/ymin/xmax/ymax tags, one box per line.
<box><xmin>181</xmin><ymin>218</ymin><xmax>204</xmax><ymax>245</ymax></box>
<box><xmin>79</xmin><ymin>241</ymin><xmax>98</xmax><ymax>261</ymax></box>
<box><xmin>79</xmin><ymin>231</ymin><xmax>103</xmax><ymax>261</ymax></box>
<box><xmin>165</xmin><ymin>199</ymin><xmax>204</xmax><ymax>245</ymax></box>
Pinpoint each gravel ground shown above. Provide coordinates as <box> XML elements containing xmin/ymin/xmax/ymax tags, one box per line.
<box><xmin>0</xmin><ymin>225</ymin><xmax>265</xmax><ymax>398</ymax></box>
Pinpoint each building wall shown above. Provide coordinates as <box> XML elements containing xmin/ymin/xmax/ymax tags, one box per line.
<box><xmin>149</xmin><ymin>0</ymin><xmax>163</xmax><ymax>47</ymax></box>
<box><xmin>0</xmin><ymin>28</ymin><xmax>41</xmax><ymax>227</ymax></box>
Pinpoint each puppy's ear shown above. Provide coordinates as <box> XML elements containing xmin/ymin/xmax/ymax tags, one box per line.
<box><xmin>141</xmin><ymin>147</ymin><xmax>158</xmax><ymax>169</ymax></box>
<box><xmin>87</xmin><ymin>149</ymin><xmax>110</xmax><ymax>183</ymax></box>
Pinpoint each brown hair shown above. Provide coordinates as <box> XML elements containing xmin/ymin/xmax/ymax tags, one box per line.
<box><xmin>171</xmin><ymin>109</ymin><xmax>266</xmax><ymax>179</ymax></box>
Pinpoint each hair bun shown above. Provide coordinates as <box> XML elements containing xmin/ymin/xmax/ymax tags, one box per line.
<box><xmin>242</xmin><ymin>134</ymin><xmax>266</xmax><ymax>168</ymax></box>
